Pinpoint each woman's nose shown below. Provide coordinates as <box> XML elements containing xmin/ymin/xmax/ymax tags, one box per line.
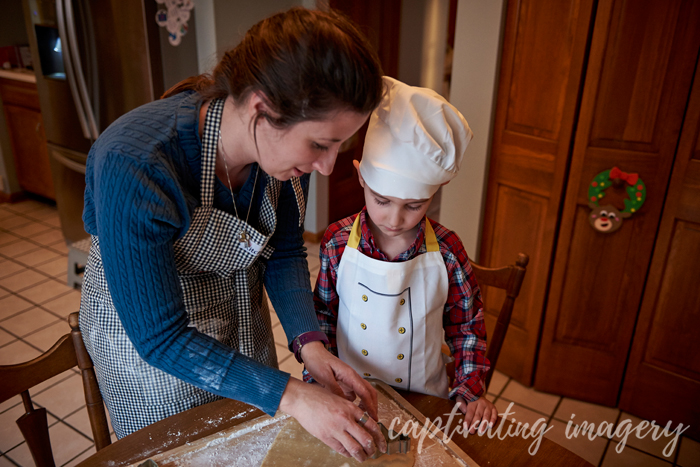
<box><xmin>313</xmin><ymin>150</ymin><xmax>338</xmax><ymax>176</ymax></box>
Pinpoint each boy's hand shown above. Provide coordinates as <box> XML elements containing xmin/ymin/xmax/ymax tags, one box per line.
<box><xmin>456</xmin><ymin>395</ymin><xmax>498</xmax><ymax>434</ymax></box>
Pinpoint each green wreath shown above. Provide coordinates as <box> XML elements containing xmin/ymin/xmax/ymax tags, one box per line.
<box><xmin>588</xmin><ymin>167</ymin><xmax>646</xmax><ymax>215</ymax></box>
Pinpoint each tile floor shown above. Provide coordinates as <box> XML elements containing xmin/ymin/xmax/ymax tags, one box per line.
<box><xmin>1</xmin><ymin>198</ymin><xmax>699</xmax><ymax>467</ymax></box>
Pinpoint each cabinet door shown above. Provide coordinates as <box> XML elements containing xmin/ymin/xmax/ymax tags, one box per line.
<box><xmin>480</xmin><ymin>0</ymin><xmax>595</xmax><ymax>383</ymax></box>
<box><xmin>535</xmin><ymin>0</ymin><xmax>700</xmax><ymax>405</ymax></box>
<box><xmin>4</xmin><ymin>104</ymin><xmax>55</xmax><ymax>200</ymax></box>
<box><xmin>618</xmin><ymin>58</ymin><xmax>700</xmax><ymax>441</ymax></box>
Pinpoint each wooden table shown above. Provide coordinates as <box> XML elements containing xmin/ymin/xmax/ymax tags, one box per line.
<box><xmin>78</xmin><ymin>392</ymin><xmax>591</xmax><ymax>467</ymax></box>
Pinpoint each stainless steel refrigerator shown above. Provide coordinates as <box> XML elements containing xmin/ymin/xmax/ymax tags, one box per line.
<box><xmin>22</xmin><ymin>0</ymin><xmax>170</xmax><ymax>244</ymax></box>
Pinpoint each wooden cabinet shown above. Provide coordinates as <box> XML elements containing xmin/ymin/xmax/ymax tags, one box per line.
<box><xmin>0</xmin><ymin>77</ymin><xmax>55</xmax><ymax>200</ymax></box>
<box><xmin>481</xmin><ymin>0</ymin><xmax>700</xmax><ymax>438</ymax></box>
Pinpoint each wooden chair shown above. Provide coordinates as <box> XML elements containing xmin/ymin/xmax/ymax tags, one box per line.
<box><xmin>0</xmin><ymin>312</ymin><xmax>111</xmax><ymax>467</ymax></box>
<box><xmin>444</xmin><ymin>253</ymin><xmax>529</xmax><ymax>391</ymax></box>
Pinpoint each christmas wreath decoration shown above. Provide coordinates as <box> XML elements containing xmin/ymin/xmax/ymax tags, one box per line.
<box><xmin>587</xmin><ymin>167</ymin><xmax>646</xmax><ymax>233</ymax></box>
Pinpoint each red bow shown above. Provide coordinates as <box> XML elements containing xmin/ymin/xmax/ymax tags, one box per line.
<box><xmin>610</xmin><ymin>167</ymin><xmax>638</xmax><ymax>185</ymax></box>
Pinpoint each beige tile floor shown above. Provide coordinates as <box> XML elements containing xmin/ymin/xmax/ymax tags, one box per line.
<box><xmin>1</xmin><ymin>198</ymin><xmax>698</xmax><ymax>467</ymax></box>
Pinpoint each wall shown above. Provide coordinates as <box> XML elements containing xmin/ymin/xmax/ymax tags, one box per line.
<box><xmin>158</xmin><ymin>10</ymin><xmax>200</xmax><ymax>92</ymax></box>
<box><xmin>212</xmin><ymin>0</ymin><xmax>303</xmax><ymax>55</ymax></box>
<box><xmin>440</xmin><ymin>0</ymin><xmax>506</xmax><ymax>260</ymax></box>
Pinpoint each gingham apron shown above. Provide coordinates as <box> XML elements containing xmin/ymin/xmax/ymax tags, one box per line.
<box><xmin>79</xmin><ymin>98</ymin><xmax>306</xmax><ymax>438</ymax></box>
<box><xmin>336</xmin><ymin>215</ymin><xmax>450</xmax><ymax>398</ymax></box>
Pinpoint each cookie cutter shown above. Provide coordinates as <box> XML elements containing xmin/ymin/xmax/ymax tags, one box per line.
<box><xmin>371</xmin><ymin>422</ymin><xmax>411</xmax><ymax>458</ymax></box>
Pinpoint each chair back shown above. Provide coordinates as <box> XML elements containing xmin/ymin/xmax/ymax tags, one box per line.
<box><xmin>0</xmin><ymin>312</ymin><xmax>111</xmax><ymax>467</ymax></box>
<box><xmin>472</xmin><ymin>253</ymin><xmax>529</xmax><ymax>389</ymax></box>
<box><xmin>444</xmin><ymin>253</ymin><xmax>529</xmax><ymax>391</ymax></box>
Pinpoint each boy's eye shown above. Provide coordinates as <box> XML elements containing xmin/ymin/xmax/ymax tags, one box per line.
<box><xmin>312</xmin><ymin>142</ymin><xmax>328</xmax><ymax>151</ymax></box>
<box><xmin>374</xmin><ymin>197</ymin><xmax>389</xmax><ymax>206</ymax></box>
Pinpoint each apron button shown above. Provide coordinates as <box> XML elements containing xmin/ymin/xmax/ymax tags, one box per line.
<box><xmin>361</xmin><ymin>323</ymin><xmax>367</xmax><ymax>330</ymax></box>
<box><xmin>362</xmin><ymin>349</ymin><xmax>368</xmax><ymax>356</ymax></box>
<box><xmin>397</xmin><ymin>354</ymin><xmax>404</xmax><ymax>360</ymax></box>
<box><xmin>364</xmin><ymin>372</ymin><xmax>371</xmax><ymax>377</ymax></box>
<box><xmin>395</xmin><ymin>378</ymin><xmax>403</xmax><ymax>383</ymax></box>
<box><xmin>400</xmin><ymin>298</ymin><xmax>405</xmax><ymax>305</ymax></box>
<box><xmin>398</xmin><ymin>327</ymin><xmax>406</xmax><ymax>334</ymax></box>
<box><xmin>362</xmin><ymin>294</ymin><xmax>368</xmax><ymax>302</ymax></box>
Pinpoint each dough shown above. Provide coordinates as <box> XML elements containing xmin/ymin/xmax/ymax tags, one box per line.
<box><xmin>260</xmin><ymin>418</ymin><xmax>415</xmax><ymax>467</ymax></box>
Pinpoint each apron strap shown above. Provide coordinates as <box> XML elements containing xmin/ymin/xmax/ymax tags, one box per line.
<box><xmin>347</xmin><ymin>214</ymin><xmax>363</xmax><ymax>249</ymax></box>
<box><xmin>200</xmin><ymin>98</ymin><xmax>226</xmax><ymax>207</ymax></box>
<box><xmin>291</xmin><ymin>176</ymin><xmax>306</xmax><ymax>227</ymax></box>
<box><xmin>346</xmin><ymin>214</ymin><xmax>440</xmax><ymax>252</ymax></box>
<box><xmin>424</xmin><ymin>219</ymin><xmax>440</xmax><ymax>252</ymax></box>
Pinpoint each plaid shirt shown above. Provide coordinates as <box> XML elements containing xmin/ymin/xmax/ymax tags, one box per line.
<box><xmin>310</xmin><ymin>208</ymin><xmax>489</xmax><ymax>402</ymax></box>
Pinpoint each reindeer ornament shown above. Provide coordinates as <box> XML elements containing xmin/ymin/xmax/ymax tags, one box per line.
<box><xmin>588</xmin><ymin>167</ymin><xmax>646</xmax><ymax>234</ymax></box>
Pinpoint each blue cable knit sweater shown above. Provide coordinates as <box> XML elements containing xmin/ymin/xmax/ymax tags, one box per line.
<box><xmin>82</xmin><ymin>91</ymin><xmax>319</xmax><ymax>415</ymax></box>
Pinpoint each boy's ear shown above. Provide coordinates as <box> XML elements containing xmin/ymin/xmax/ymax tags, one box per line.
<box><xmin>353</xmin><ymin>160</ymin><xmax>365</xmax><ymax>188</ymax></box>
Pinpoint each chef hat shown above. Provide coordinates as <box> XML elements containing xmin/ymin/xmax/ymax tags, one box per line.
<box><xmin>359</xmin><ymin>76</ymin><xmax>473</xmax><ymax>199</ymax></box>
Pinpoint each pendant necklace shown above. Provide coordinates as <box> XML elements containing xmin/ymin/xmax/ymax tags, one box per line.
<box><xmin>219</xmin><ymin>129</ymin><xmax>259</xmax><ymax>247</ymax></box>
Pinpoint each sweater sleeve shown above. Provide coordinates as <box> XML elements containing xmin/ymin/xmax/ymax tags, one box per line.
<box><xmin>263</xmin><ymin>175</ymin><xmax>321</xmax><ymax>350</ymax></box>
<box><xmin>92</xmin><ymin>152</ymin><xmax>289</xmax><ymax>416</ymax></box>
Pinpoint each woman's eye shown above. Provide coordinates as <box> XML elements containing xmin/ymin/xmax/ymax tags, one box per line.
<box><xmin>406</xmin><ymin>205</ymin><xmax>422</xmax><ymax>212</ymax></box>
<box><xmin>312</xmin><ymin>142</ymin><xmax>328</xmax><ymax>151</ymax></box>
<box><xmin>374</xmin><ymin>198</ymin><xmax>389</xmax><ymax>206</ymax></box>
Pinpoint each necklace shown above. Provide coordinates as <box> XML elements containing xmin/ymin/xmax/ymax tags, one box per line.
<box><xmin>218</xmin><ymin>130</ymin><xmax>259</xmax><ymax>247</ymax></box>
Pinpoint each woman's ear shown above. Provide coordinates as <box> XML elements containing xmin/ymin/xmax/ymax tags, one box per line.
<box><xmin>353</xmin><ymin>160</ymin><xmax>365</xmax><ymax>188</ymax></box>
<box><xmin>247</xmin><ymin>91</ymin><xmax>276</xmax><ymax>118</ymax></box>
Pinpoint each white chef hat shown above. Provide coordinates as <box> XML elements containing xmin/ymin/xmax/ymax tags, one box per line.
<box><xmin>359</xmin><ymin>76</ymin><xmax>473</xmax><ymax>199</ymax></box>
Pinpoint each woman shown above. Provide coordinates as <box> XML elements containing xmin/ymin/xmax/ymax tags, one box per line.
<box><xmin>80</xmin><ymin>7</ymin><xmax>386</xmax><ymax>461</ymax></box>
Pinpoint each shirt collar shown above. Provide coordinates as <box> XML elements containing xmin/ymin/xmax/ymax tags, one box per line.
<box><xmin>358</xmin><ymin>207</ymin><xmax>427</xmax><ymax>261</ymax></box>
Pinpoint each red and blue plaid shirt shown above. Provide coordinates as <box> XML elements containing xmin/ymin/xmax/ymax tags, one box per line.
<box><xmin>310</xmin><ymin>208</ymin><xmax>489</xmax><ymax>402</ymax></box>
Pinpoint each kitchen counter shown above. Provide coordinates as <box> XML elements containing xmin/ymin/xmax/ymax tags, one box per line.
<box><xmin>0</xmin><ymin>68</ymin><xmax>36</xmax><ymax>83</ymax></box>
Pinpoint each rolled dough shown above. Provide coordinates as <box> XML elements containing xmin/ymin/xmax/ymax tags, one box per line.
<box><xmin>260</xmin><ymin>418</ymin><xmax>415</xmax><ymax>467</ymax></box>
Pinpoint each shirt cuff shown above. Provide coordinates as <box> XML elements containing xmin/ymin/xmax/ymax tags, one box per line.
<box><xmin>292</xmin><ymin>331</ymin><xmax>329</xmax><ymax>363</ymax></box>
<box><xmin>448</xmin><ymin>378</ymin><xmax>485</xmax><ymax>402</ymax></box>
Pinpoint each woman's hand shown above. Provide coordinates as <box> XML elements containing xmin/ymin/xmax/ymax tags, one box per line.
<box><xmin>279</xmin><ymin>378</ymin><xmax>387</xmax><ymax>462</ymax></box>
<box><xmin>300</xmin><ymin>341</ymin><xmax>378</xmax><ymax>420</ymax></box>
<box><xmin>456</xmin><ymin>395</ymin><xmax>498</xmax><ymax>434</ymax></box>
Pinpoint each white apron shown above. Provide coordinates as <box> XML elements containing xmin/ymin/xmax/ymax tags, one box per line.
<box><xmin>336</xmin><ymin>215</ymin><xmax>450</xmax><ymax>398</ymax></box>
<box><xmin>79</xmin><ymin>98</ymin><xmax>306</xmax><ymax>438</ymax></box>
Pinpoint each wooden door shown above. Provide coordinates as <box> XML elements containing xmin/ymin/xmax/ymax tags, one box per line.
<box><xmin>479</xmin><ymin>0</ymin><xmax>595</xmax><ymax>384</ymax></box>
<box><xmin>327</xmin><ymin>0</ymin><xmax>401</xmax><ymax>224</ymax></box>
<box><xmin>535</xmin><ymin>0</ymin><xmax>700</xmax><ymax>405</ymax></box>
<box><xmin>618</xmin><ymin>57</ymin><xmax>700</xmax><ymax>441</ymax></box>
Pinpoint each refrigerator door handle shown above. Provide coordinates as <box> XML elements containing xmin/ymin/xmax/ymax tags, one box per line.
<box><xmin>56</xmin><ymin>0</ymin><xmax>91</xmax><ymax>141</ymax></box>
<box><xmin>63</xmin><ymin>0</ymin><xmax>100</xmax><ymax>141</ymax></box>
<box><xmin>51</xmin><ymin>149</ymin><xmax>87</xmax><ymax>175</ymax></box>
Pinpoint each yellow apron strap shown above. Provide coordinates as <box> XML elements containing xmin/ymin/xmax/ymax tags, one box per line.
<box><xmin>425</xmin><ymin>219</ymin><xmax>440</xmax><ymax>252</ymax></box>
<box><xmin>348</xmin><ymin>214</ymin><xmax>438</xmax><ymax>251</ymax></box>
<box><xmin>347</xmin><ymin>214</ymin><xmax>362</xmax><ymax>249</ymax></box>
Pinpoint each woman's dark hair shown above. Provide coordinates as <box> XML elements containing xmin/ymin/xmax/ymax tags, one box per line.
<box><xmin>163</xmin><ymin>7</ymin><xmax>384</xmax><ymax>128</ymax></box>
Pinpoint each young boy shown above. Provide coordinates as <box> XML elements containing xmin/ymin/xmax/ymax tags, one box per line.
<box><xmin>310</xmin><ymin>76</ymin><xmax>498</xmax><ymax>432</ymax></box>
